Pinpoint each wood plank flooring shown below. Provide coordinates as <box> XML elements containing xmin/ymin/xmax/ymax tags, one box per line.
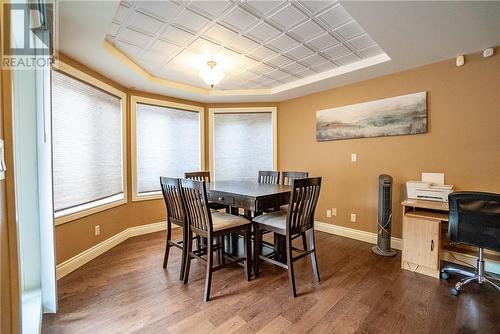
<box><xmin>42</xmin><ymin>229</ymin><xmax>500</xmax><ymax>333</ymax></box>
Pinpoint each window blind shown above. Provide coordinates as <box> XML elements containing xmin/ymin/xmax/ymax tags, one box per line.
<box><xmin>52</xmin><ymin>71</ymin><xmax>123</xmax><ymax>212</ymax></box>
<box><xmin>213</xmin><ymin>112</ymin><xmax>273</xmax><ymax>181</ymax></box>
<box><xmin>136</xmin><ymin>103</ymin><xmax>201</xmax><ymax>194</ymax></box>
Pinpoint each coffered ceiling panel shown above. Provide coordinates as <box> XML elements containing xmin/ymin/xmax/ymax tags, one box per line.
<box><xmin>106</xmin><ymin>0</ymin><xmax>387</xmax><ymax>90</ymax></box>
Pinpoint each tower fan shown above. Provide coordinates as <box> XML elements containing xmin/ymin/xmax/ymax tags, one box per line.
<box><xmin>372</xmin><ymin>174</ymin><xmax>397</xmax><ymax>256</ymax></box>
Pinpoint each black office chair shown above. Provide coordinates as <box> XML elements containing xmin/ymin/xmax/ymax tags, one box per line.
<box><xmin>441</xmin><ymin>191</ymin><xmax>500</xmax><ymax>295</ymax></box>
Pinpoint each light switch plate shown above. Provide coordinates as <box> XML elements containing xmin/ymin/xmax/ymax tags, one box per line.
<box><xmin>351</xmin><ymin>153</ymin><xmax>357</xmax><ymax>162</ymax></box>
<box><xmin>350</xmin><ymin>213</ymin><xmax>356</xmax><ymax>222</ymax></box>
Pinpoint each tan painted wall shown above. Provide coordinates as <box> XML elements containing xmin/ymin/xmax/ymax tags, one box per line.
<box><xmin>278</xmin><ymin>52</ymin><xmax>500</xmax><ymax>238</ymax></box>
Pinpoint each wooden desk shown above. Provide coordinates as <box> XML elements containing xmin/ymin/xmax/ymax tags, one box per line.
<box><xmin>402</xmin><ymin>199</ymin><xmax>500</xmax><ymax>278</ymax></box>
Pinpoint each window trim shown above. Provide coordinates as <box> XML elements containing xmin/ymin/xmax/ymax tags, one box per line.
<box><xmin>131</xmin><ymin>95</ymin><xmax>205</xmax><ymax>201</ymax></box>
<box><xmin>52</xmin><ymin>61</ymin><xmax>128</xmax><ymax>225</ymax></box>
<box><xmin>208</xmin><ymin>107</ymin><xmax>278</xmax><ymax>181</ymax></box>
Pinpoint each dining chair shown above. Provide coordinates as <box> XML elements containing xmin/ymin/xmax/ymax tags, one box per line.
<box><xmin>180</xmin><ymin>179</ymin><xmax>252</xmax><ymax>302</ymax></box>
<box><xmin>160</xmin><ymin>177</ymin><xmax>191</xmax><ymax>281</ymax></box>
<box><xmin>257</xmin><ymin>171</ymin><xmax>280</xmax><ymax>184</ymax></box>
<box><xmin>185</xmin><ymin>171</ymin><xmax>229</xmax><ymax>213</ymax></box>
<box><xmin>253</xmin><ymin>177</ymin><xmax>322</xmax><ymax>297</ymax></box>
<box><xmin>281</xmin><ymin>171</ymin><xmax>309</xmax><ymax>185</ymax></box>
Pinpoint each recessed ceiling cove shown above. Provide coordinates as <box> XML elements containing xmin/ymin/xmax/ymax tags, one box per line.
<box><xmin>106</xmin><ymin>0</ymin><xmax>388</xmax><ymax>91</ymax></box>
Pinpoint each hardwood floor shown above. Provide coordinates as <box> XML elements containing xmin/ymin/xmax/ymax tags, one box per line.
<box><xmin>42</xmin><ymin>229</ymin><xmax>500</xmax><ymax>333</ymax></box>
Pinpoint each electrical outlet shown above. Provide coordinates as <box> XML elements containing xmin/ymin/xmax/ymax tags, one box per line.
<box><xmin>332</xmin><ymin>208</ymin><xmax>337</xmax><ymax>216</ymax></box>
<box><xmin>351</xmin><ymin>153</ymin><xmax>357</xmax><ymax>162</ymax></box>
<box><xmin>350</xmin><ymin>213</ymin><xmax>356</xmax><ymax>222</ymax></box>
<box><xmin>326</xmin><ymin>209</ymin><xmax>332</xmax><ymax>218</ymax></box>
<box><xmin>95</xmin><ymin>225</ymin><xmax>100</xmax><ymax>236</ymax></box>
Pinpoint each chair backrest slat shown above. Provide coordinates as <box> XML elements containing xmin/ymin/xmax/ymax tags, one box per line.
<box><xmin>180</xmin><ymin>178</ymin><xmax>213</xmax><ymax>234</ymax></box>
<box><xmin>160</xmin><ymin>177</ymin><xmax>185</xmax><ymax>226</ymax></box>
<box><xmin>286</xmin><ymin>177</ymin><xmax>321</xmax><ymax>234</ymax></box>
<box><xmin>258</xmin><ymin>171</ymin><xmax>280</xmax><ymax>184</ymax></box>
<box><xmin>282</xmin><ymin>171</ymin><xmax>309</xmax><ymax>186</ymax></box>
<box><xmin>185</xmin><ymin>171</ymin><xmax>211</xmax><ymax>182</ymax></box>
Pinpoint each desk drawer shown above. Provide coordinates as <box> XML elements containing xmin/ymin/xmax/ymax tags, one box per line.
<box><xmin>208</xmin><ymin>193</ymin><xmax>235</xmax><ymax>206</ymax></box>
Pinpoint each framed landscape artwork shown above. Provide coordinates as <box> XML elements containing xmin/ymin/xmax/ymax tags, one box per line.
<box><xmin>316</xmin><ymin>92</ymin><xmax>427</xmax><ymax>141</ymax></box>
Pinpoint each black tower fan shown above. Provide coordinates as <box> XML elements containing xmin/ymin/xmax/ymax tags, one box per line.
<box><xmin>372</xmin><ymin>174</ymin><xmax>397</xmax><ymax>256</ymax></box>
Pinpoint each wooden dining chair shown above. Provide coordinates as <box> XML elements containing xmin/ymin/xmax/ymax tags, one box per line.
<box><xmin>185</xmin><ymin>171</ymin><xmax>229</xmax><ymax>212</ymax></box>
<box><xmin>180</xmin><ymin>179</ymin><xmax>252</xmax><ymax>302</ymax></box>
<box><xmin>160</xmin><ymin>177</ymin><xmax>190</xmax><ymax>280</ymax></box>
<box><xmin>253</xmin><ymin>177</ymin><xmax>322</xmax><ymax>297</ymax></box>
<box><xmin>257</xmin><ymin>171</ymin><xmax>280</xmax><ymax>184</ymax></box>
<box><xmin>281</xmin><ymin>171</ymin><xmax>309</xmax><ymax>185</ymax></box>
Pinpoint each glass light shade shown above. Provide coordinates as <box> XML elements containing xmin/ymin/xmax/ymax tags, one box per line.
<box><xmin>199</xmin><ymin>61</ymin><xmax>225</xmax><ymax>88</ymax></box>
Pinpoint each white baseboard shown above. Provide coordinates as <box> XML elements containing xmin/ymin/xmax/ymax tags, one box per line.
<box><xmin>315</xmin><ymin>221</ymin><xmax>500</xmax><ymax>275</ymax></box>
<box><xmin>56</xmin><ymin>221</ymin><xmax>167</xmax><ymax>280</ymax></box>
<box><xmin>315</xmin><ymin>221</ymin><xmax>402</xmax><ymax>250</ymax></box>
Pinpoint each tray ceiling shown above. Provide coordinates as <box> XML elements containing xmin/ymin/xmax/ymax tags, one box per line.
<box><xmin>105</xmin><ymin>0</ymin><xmax>386</xmax><ymax>90</ymax></box>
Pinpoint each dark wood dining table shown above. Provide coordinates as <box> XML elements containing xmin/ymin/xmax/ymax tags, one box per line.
<box><xmin>205</xmin><ymin>180</ymin><xmax>291</xmax><ymax>261</ymax></box>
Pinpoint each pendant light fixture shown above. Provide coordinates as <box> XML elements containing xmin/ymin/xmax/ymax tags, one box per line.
<box><xmin>199</xmin><ymin>60</ymin><xmax>225</xmax><ymax>88</ymax></box>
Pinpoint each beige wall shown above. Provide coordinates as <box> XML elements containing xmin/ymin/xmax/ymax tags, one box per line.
<box><xmin>278</xmin><ymin>51</ymin><xmax>500</xmax><ymax>238</ymax></box>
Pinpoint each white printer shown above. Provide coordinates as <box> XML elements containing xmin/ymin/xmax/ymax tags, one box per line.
<box><xmin>406</xmin><ymin>173</ymin><xmax>454</xmax><ymax>202</ymax></box>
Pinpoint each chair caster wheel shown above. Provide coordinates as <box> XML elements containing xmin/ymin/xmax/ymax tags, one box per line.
<box><xmin>440</xmin><ymin>272</ymin><xmax>449</xmax><ymax>280</ymax></box>
<box><xmin>450</xmin><ymin>287</ymin><xmax>460</xmax><ymax>296</ymax></box>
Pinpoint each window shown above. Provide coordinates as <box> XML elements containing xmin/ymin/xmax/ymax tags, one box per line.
<box><xmin>52</xmin><ymin>63</ymin><xmax>127</xmax><ymax>223</ymax></box>
<box><xmin>132</xmin><ymin>96</ymin><xmax>204</xmax><ymax>200</ymax></box>
<box><xmin>209</xmin><ymin>107</ymin><xmax>277</xmax><ymax>181</ymax></box>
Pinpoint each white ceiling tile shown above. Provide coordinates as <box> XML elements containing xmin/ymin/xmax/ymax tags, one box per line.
<box><xmin>297</xmin><ymin>1</ymin><xmax>336</xmax><ymax>15</ymax></box>
<box><xmin>318</xmin><ymin>5</ymin><xmax>351</xmax><ymax>29</ymax></box>
<box><xmin>173</xmin><ymin>9</ymin><xmax>211</xmax><ymax>33</ymax></box>
<box><xmin>266</xmin><ymin>68</ymin><xmax>289</xmax><ymax>80</ymax></box>
<box><xmin>279</xmin><ymin>75</ymin><xmax>297</xmax><ymax>83</ymax></box>
<box><xmin>322</xmin><ymin>43</ymin><xmax>351</xmax><ymax>59</ymax></box>
<box><xmin>221</xmin><ymin>6</ymin><xmax>259</xmax><ymax>31</ymax></box>
<box><xmin>307</xmin><ymin>33</ymin><xmax>339</xmax><ymax>51</ymax></box>
<box><xmin>285</xmin><ymin>44</ymin><xmax>314</xmax><ymax>60</ymax></box>
<box><xmin>203</xmin><ymin>24</ymin><xmax>238</xmax><ymax>45</ymax></box>
<box><xmin>348</xmin><ymin>34</ymin><xmax>376</xmax><ymax>50</ymax></box>
<box><xmin>300</xmin><ymin>53</ymin><xmax>328</xmax><ymax>67</ymax></box>
<box><xmin>150</xmin><ymin>39</ymin><xmax>179</xmax><ymax>58</ymax></box>
<box><xmin>268</xmin><ymin>34</ymin><xmax>300</xmax><ymax>52</ymax></box>
<box><xmin>244</xmin><ymin>0</ymin><xmax>285</xmax><ymax>15</ymax></box>
<box><xmin>313</xmin><ymin>61</ymin><xmax>337</xmax><ymax>72</ymax></box>
<box><xmin>334</xmin><ymin>21</ymin><xmax>364</xmax><ymax>40</ymax></box>
<box><xmin>108</xmin><ymin>22</ymin><xmax>121</xmax><ymax>37</ymax></box>
<box><xmin>358</xmin><ymin>45</ymin><xmax>384</xmax><ymax>58</ymax></box>
<box><xmin>251</xmin><ymin>63</ymin><xmax>275</xmax><ymax>75</ymax></box>
<box><xmin>251</xmin><ymin>75</ymin><xmax>273</xmax><ymax>85</ymax></box>
<box><xmin>248</xmin><ymin>46</ymin><xmax>278</xmax><ymax>61</ymax></box>
<box><xmin>269</xmin><ymin>3</ymin><xmax>307</xmax><ymax>29</ymax></box>
<box><xmin>116</xmin><ymin>41</ymin><xmax>142</xmax><ymax>58</ymax></box>
<box><xmin>282</xmin><ymin>62</ymin><xmax>308</xmax><ymax>73</ymax></box>
<box><xmin>230</xmin><ymin>35</ymin><xmax>260</xmax><ymax>54</ymax></box>
<box><xmin>237</xmin><ymin>55</ymin><xmax>261</xmax><ymax>69</ymax></box>
<box><xmin>214</xmin><ymin>47</ymin><xmax>247</xmax><ymax>70</ymax></box>
<box><xmin>128</xmin><ymin>11</ymin><xmax>163</xmax><ymax>35</ymax></box>
<box><xmin>118</xmin><ymin>27</ymin><xmax>152</xmax><ymax>47</ymax></box>
<box><xmin>290</xmin><ymin>20</ymin><xmax>324</xmax><ymax>42</ymax></box>
<box><xmin>141</xmin><ymin>50</ymin><xmax>169</xmax><ymax>67</ymax></box>
<box><xmin>266</xmin><ymin>54</ymin><xmax>293</xmax><ymax>67</ymax></box>
<box><xmin>189</xmin><ymin>1</ymin><xmax>232</xmax><ymax>19</ymax></box>
<box><xmin>134</xmin><ymin>1</ymin><xmax>183</xmax><ymax>22</ymax></box>
<box><xmin>161</xmin><ymin>26</ymin><xmax>195</xmax><ymax>45</ymax></box>
<box><xmin>167</xmin><ymin>49</ymin><xmax>202</xmax><ymax>73</ymax></box>
<box><xmin>247</xmin><ymin>22</ymin><xmax>281</xmax><ymax>43</ymax></box>
<box><xmin>334</xmin><ymin>53</ymin><xmax>360</xmax><ymax>65</ymax></box>
<box><xmin>295</xmin><ymin>68</ymin><xmax>317</xmax><ymax>78</ymax></box>
<box><xmin>189</xmin><ymin>38</ymin><xmax>222</xmax><ymax>55</ymax></box>
<box><xmin>239</xmin><ymin>80</ymin><xmax>265</xmax><ymax>89</ymax></box>
<box><xmin>113</xmin><ymin>3</ymin><xmax>129</xmax><ymax>22</ymax></box>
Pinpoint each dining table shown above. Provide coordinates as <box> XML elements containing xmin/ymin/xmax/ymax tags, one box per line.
<box><xmin>205</xmin><ymin>180</ymin><xmax>291</xmax><ymax>262</ymax></box>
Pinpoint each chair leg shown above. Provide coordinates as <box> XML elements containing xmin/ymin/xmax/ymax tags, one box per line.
<box><xmin>301</xmin><ymin>232</ymin><xmax>307</xmax><ymax>251</ymax></box>
<box><xmin>309</xmin><ymin>227</ymin><xmax>320</xmax><ymax>283</ymax></box>
<box><xmin>217</xmin><ymin>236</ymin><xmax>223</xmax><ymax>267</ymax></box>
<box><xmin>183</xmin><ymin>231</ymin><xmax>193</xmax><ymax>285</ymax></box>
<box><xmin>163</xmin><ymin>221</ymin><xmax>172</xmax><ymax>269</ymax></box>
<box><xmin>204</xmin><ymin>237</ymin><xmax>214</xmax><ymax>302</ymax></box>
<box><xmin>286</xmin><ymin>237</ymin><xmax>297</xmax><ymax>298</ymax></box>
<box><xmin>254</xmin><ymin>225</ymin><xmax>262</xmax><ymax>277</ymax></box>
<box><xmin>244</xmin><ymin>226</ymin><xmax>251</xmax><ymax>281</ymax></box>
<box><xmin>179</xmin><ymin>227</ymin><xmax>187</xmax><ymax>281</ymax></box>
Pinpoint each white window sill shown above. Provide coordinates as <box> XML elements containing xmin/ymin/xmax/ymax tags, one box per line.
<box><xmin>132</xmin><ymin>191</ymin><xmax>163</xmax><ymax>202</ymax></box>
<box><xmin>54</xmin><ymin>194</ymin><xmax>126</xmax><ymax>225</ymax></box>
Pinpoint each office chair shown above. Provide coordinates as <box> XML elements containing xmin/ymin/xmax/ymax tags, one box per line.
<box><xmin>441</xmin><ymin>192</ymin><xmax>500</xmax><ymax>295</ymax></box>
